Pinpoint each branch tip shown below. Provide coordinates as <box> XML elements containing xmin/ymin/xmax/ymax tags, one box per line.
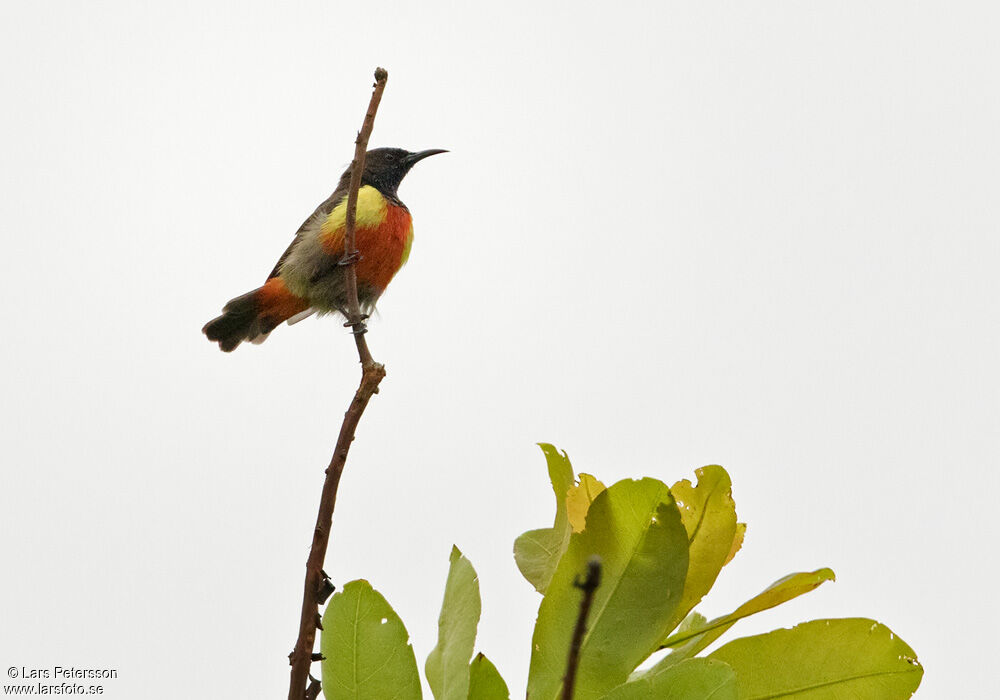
<box><xmin>562</xmin><ymin>557</ymin><xmax>603</xmax><ymax>700</ymax></box>
<box><xmin>574</xmin><ymin>556</ymin><xmax>602</xmax><ymax>591</ymax></box>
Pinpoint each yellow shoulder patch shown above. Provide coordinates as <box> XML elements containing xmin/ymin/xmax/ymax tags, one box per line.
<box><xmin>321</xmin><ymin>185</ymin><xmax>388</xmax><ymax>236</ymax></box>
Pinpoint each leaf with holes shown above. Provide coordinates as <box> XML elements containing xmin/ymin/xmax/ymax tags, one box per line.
<box><xmin>708</xmin><ymin>618</ymin><xmax>923</xmax><ymax>698</ymax></box>
<box><xmin>666</xmin><ymin>465</ymin><xmax>739</xmax><ymax>636</ymax></box>
<box><xmin>320</xmin><ymin>580</ymin><xmax>422</xmax><ymax>700</ymax></box>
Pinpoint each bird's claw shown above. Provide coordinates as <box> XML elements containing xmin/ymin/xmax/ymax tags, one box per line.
<box><xmin>338</xmin><ymin>251</ymin><xmax>362</xmax><ymax>266</ymax></box>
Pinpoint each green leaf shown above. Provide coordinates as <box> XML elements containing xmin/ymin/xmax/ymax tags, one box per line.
<box><xmin>468</xmin><ymin>653</ymin><xmax>510</xmax><ymax>700</ymax></box>
<box><xmin>527</xmin><ymin>478</ymin><xmax>690</xmax><ymax>700</ymax></box>
<box><xmin>320</xmin><ymin>579</ymin><xmax>422</xmax><ymax>700</ymax></box>
<box><xmin>426</xmin><ymin>546</ymin><xmax>482</xmax><ymax>700</ymax></box>
<box><xmin>653</xmin><ymin>568</ymin><xmax>836</xmax><ymax>671</ymax></box>
<box><xmin>513</xmin><ymin>528</ymin><xmax>568</xmax><ymax>596</ymax></box>
<box><xmin>514</xmin><ymin>444</ymin><xmax>575</xmax><ymax>593</ymax></box>
<box><xmin>665</xmin><ymin>611</ymin><xmax>708</xmax><ymax>648</ymax></box>
<box><xmin>708</xmin><ymin>618</ymin><xmax>923</xmax><ymax>699</ymax></box>
<box><xmin>601</xmin><ymin>658</ymin><xmax>738</xmax><ymax>700</ymax></box>
<box><xmin>667</xmin><ymin>466</ymin><xmax>739</xmax><ymax>635</ymax></box>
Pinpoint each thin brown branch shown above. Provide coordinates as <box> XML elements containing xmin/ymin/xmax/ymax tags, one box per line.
<box><xmin>562</xmin><ymin>556</ymin><xmax>602</xmax><ymax>700</ymax></box>
<box><xmin>342</xmin><ymin>66</ymin><xmax>388</xmax><ymax>369</ymax></box>
<box><xmin>286</xmin><ymin>67</ymin><xmax>389</xmax><ymax>700</ymax></box>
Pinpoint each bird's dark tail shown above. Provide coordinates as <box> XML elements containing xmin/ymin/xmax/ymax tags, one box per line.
<box><xmin>203</xmin><ymin>278</ymin><xmax>310</xmax><ymax>352</ymax></box>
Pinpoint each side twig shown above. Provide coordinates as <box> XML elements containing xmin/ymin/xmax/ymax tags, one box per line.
<box><xmin>286</xmin><ymin>67</ymin><xmax>389</xmax><ymax>700</ymax></box>
<box><xmin>562</xmin><ymin>556</ymin><xmax>602</xmax><ymax>700</ymax></box>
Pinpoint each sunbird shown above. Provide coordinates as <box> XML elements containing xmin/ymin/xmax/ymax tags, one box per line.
<box><xmin>203</xmin><ymin>147</ymin><xmax>446</xmax><ymax>351</ymax></box>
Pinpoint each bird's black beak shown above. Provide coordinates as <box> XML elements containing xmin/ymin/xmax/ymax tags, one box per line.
<box><xmin>404</xmin><ymin>149</ymin><xmax>448</xmax><ymax>166</ymax></box>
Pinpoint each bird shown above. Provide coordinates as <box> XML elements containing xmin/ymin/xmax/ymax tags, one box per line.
<box><xmin>203</xmin><ymin>147</ymin><xmax>446</xmax><ymax>352</ymax></box>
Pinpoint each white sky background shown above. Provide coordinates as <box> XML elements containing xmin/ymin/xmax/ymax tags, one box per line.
<box><xmin>1</xmin><ymin>1</ymin><xmax>997</xmax><ymax>698</ymax></box>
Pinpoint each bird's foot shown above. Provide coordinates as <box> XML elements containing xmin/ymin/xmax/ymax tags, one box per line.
<box><xmin>337</xmin><ymin>250</ymin><xmax>362</xmax><ymax>266</ymax></box>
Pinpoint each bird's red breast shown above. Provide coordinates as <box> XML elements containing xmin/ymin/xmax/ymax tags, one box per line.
<box><xmin>275</xmin><ymin>185</ymin><xmax>415</xmax><ymax>313</ymax></box>
<box><xmin>321</xmin><ymin>201</ymin><xmax>413</xmax><ymax>292</ymax></box>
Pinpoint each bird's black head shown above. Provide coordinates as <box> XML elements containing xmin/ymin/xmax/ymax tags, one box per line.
<box><xmin>347</xmin><ymin>147</ymin><xmax>447</xmax><ymax>200</ymax></box>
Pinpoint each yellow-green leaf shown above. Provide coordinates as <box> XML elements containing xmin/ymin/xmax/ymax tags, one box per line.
<box><xmin>601</xmin><ymin>658</ymin><xmax>738</xmax><ymax>700</ymax></box>
<box><xmin>708</xmin><ymin>618</ymin><xmax>922</xmax><ymax>699</ymax></box>
<box><xmin>468</xmin><ymin>653</ymin><xmax>510</xmax><ymax>700</ymax></box>
<box><xmin>320</xmin><ymin>580</ymin><xmax>422</xmax><ymax>700</ymax></box>
<box><xmin>514</xmin><ymin>444</ymin><xmax>575</xmax><ymax>594</ymax></box>
<box><xmin>654</xmin><ymin>568</ymin><xmax>836</xmax><ymax>671</ymax></box>
<box><xmin>426</xmin><ymin>546</ymin><xmax>481</xmax><ymax>700</ymax></box>
<box><xmin>666</xmin><ymin>466</ymin><xmax>738</xmax><ymax>636</ymax></box>
<box><xmin>567</xmin><ymin>474</ymin><xmax>606</xmax><ymax>533</ymax></box>
<box><xmin>527</xmin><ymin>478</ymin><xmax>690</xmax><ymax>700</ymax></box>
<box><xmin>724</xmin><ymin>523</ymin><xmax>746</xmax><ymax>567</ymax></box>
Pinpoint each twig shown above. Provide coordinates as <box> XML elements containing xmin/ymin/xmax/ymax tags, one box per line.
<box><xmin>562</xmin><ymin>556</ymin><xmax>602</xmax><ymax>700</ymax></box>
<box><xmin>286</xmin><ymin>67</ymin><xmax>389</xmax><ymax>700</ymax></box>
<box><xmin>304</xmin><ymin>676</ymin><xmax>322</xmax><ymax>700</ymax></box>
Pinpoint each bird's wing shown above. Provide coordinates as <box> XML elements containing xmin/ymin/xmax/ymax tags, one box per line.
<box><xmin>266</xmin><ymin>186</ymin><xmax>348</xmax><ymax>280</ymax></box>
